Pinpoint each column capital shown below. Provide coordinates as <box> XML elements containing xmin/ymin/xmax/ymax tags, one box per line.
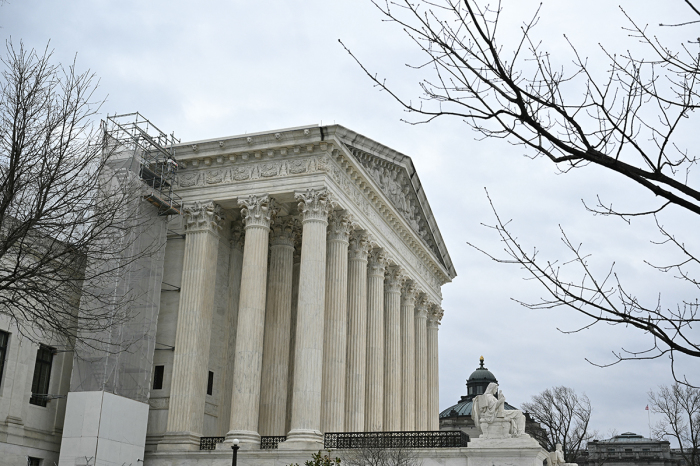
<box><xmin>384</xmin><ymin>265</ymin><xmax>405</xmax><ymax>294</ymax></box>
<box><xmin>415</xmin><ymin>295</ymin><xmax>429</xmax><ymax>318</ymax></box>
<box><xmin>295</xmin><ymin>188</ymin><xmax>335</xmax><ymax>224</ymax></box>
<box><xmin>348</xmin><ymin>230</ymin><xmax>371</xmax><ymax>261</ymax></box>
<box><xmin>401</xmin><ymin>281</ymin><xmax>418</xmax><ymax>306</ymax></box>
<box><xmin>270</xmin><ymin>217</ymin><xmax>297</xmax><ymax>248</ymax></box>
<box><xmin>184</xmin><ymin>201</ymin><xmax>224</xmax><ymax>234</ymax></box>
<box><xmin>427</xmin><ymin>304</ymin><xmax>443</xmax><ymax>328</ymax></box>
<box><xmin>368</xmin><ymin>249</ymin><xmax>388</xmax><ymax>277</ymax></box>
<box><xmin>239</xmin><ymin>194</ymin><xmax>278</xmax><ymax>229</ymax></box>
<box><xmin>327</xmin><ymin>210</ymin><xmax>353</xmax><ymax>243</ymax></box>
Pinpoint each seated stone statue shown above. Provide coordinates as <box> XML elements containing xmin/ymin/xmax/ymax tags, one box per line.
<box><xmin>472</xmin><ymin>382</ymin><xmax>528</xmax><ymax>439</ymax></box>
<box><xmin>549</xmin><ymin>443</ymin><xmax>578</xmax><ymax>466</ymax></box>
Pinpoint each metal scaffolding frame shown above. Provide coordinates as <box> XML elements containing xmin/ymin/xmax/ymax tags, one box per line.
<box><xmin>102</xmin><ymin>112</ymin><xmax>182</xmax><ymax>216</ymax></box>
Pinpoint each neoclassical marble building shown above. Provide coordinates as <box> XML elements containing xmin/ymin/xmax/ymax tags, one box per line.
<box><xmin>147</xmin><ymin>124</ymin><xmax>456</xmax><ymax>453</ymax></box>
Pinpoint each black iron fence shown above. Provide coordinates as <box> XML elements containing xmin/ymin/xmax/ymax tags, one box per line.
<box><xmin>199</xmin><ymin>436</ymin><xmax>225</xmax><ymax>450</ymax></box>
<box><xmin>324</xmin><ymin>431</ymin><xmax>469</xmax><ymax>449</ymax></box>
<box><xmin>260</xmin><ymin>436</ymin><xmax>287</xmax><ymax>449</ymax></box>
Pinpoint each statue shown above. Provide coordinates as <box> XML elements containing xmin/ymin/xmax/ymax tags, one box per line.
<box><xmin>472</xmin><ymin>382</ymin><xmax>528</xmax><ymax>439</ymax></box>
<box><xmin>549</xmin><ymin>444</ymin><xmax>578</xmax><ymax>466</ymax></box>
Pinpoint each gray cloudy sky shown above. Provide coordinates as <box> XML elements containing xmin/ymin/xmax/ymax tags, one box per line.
<box><xmin>3</xmin><ymin>0</ymin><xmax>697</xmax><ymax>441</ymax></box>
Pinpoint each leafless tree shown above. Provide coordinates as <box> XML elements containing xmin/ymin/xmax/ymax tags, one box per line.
<box><xmin>649</xmin><ymin>384</ymin><xmax>700</xmax><ymax>466</ymax></box>
<box><xmin>522</xmin><ymin>386</ymin><xmax>594</xmax><ymax>463</ymax></box>
<box><xmin>0</xmin><ymin>40</ymin><xmax>163</xmax><ymax>350</ymax></box>
<box><xmin>341</xmin><ymin>0</ymin><xmax>700</xmax><ymax>382</ymax></box>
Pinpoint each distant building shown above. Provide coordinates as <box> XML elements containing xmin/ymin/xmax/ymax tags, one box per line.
<box><xmin>438</xmin><ymin>357</ymin><xmax>546</xmax><ymax>445</ymax></box>
<box><xmin>580</xmin><ymin>432</ymin><xmax>681</xmax><ymax>466</ymax></box>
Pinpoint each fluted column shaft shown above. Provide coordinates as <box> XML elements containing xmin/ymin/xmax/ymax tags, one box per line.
<box><xmin>364</xmin><ymin>250</ymin><xmax>386</xmax><ymax>432</ymax></box>
<box><xmin>219</xmin><ymin>225</ymin><xmax>244</xmax><ymax>435</ymax></box>
<box><xmin>400</xmin><ymin>283</ymin><xmax>417</xmax><ymax>431</ymax></box>
<box><xmin>166</xmin><ymin>202</ymin><xmax>222</xmax><ymax>442</ymax></box>
<box><xmin>383</xmin><ymin>266</ymin><xmax>403</xmax><ymax>431</ymax></box>
<box><xmin>259</xmin><ymin>220</ymin><xmax>296</xmax><ymax>436</ymax></box>
<box><xmin>226</xmin><ymin>195</ymin><xmax>277</xmax><ymax>447</ymax></box>
<box><xmin>414</xmin><ymin>299</ymin><xmax>429</xmax><ymax>431</ymax></box>
<box><xmin>426</xmin><ymin>307</ymin><xmax>442</xmax><ymax>431</ymax></box>
<box><xmin>344</xmin><ymin>231</ymin><xmax>370</xmax><ymax>432</ymax></box>
<box><xmin>284</xmin><ymin>188</ymin><xmax>332</xmax><ymax>447</ymax></box>
<box><xmin>320</xmin><ymin>212</ymin><xmax>351</xmax><ymax>433</ymax></box>
<box><xmin>285</xmin><ymin>246</ymin><xmax>302</xmax><ymax>435</ymax></box>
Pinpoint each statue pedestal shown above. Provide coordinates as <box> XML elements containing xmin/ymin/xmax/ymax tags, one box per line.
<box><xmin>467</xmin><ymin>435</ymin><xmax>548</xmax><ymax>466</ymax></box>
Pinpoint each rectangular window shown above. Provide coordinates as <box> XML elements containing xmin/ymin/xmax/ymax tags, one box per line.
<box><xmin>153</xmin><ymin>365</ymin><xmax>164</xmax><ymax>390</ymax></box>
<box><xmin>29</xmin><ymin>345</ymin><xmax>54</xmax><ymax>407</ymax></box>
<box><xmin>0</xmin><ymin>330</ymin><xmax>8</xmax><ymax>385</ymax></box>
<box><xmin>28</xmin><ymin>457</ymin><xmax>41</xmax><ymax>466</ymax></box>
<box><xmin>207</xmin><ymin>371</ymin><xmax>214</xmax><ymax>396</ymax></box>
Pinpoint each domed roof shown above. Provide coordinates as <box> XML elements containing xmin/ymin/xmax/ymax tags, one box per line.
<box><xmin>439</xmin><ymin>357</ymin><xmax>517</xmax><ymax>419</ymax></box>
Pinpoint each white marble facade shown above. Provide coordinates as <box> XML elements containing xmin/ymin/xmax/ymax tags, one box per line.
<box><xmin>146</xmin><ymin>125</ymin><xmax>456</xmax><ymax>454</ymax></box>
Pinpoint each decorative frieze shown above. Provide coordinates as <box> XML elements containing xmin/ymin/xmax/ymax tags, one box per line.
<box><xmin>239</xmin><ymin>194</ymin><xmax>278</xmax><ymax>229</ymax></box>
<box><xmin>184</xmin><ymin>201</ymin><xmax>223</xmax><ymax>234</ymax></box>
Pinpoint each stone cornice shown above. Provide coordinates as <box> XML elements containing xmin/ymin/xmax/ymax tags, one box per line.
<box><xmin>184</xmin><ymin>201</ymin><xmax>223</xmax><ymax>234</ymax></box>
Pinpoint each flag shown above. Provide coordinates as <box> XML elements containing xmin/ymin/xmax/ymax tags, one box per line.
<box><xmin>645</xmin><ymin>405</ymin><xmax>649</xmax><ymax>410</ymax></box>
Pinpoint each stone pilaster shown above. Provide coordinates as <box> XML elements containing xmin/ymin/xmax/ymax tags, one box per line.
<box><xmin>162</xmin><ymin>201</ymin><xmax>222</xmax><ymax>450</ymax></box>
<box><xmin>364</xmin><ymin>249</ymin><xmax>387</xmax><ymax>432</ymax></box>
<box><xmin>400</xmin><ymin>281</ymin><xmax>417</xmax><ymax>431</ymax></box>
<box><xmin>427</xmin><ymin>305</ymin><xmax>443</xmax><ymax>431</ymax></box>
<box><xmin>218</xmin><ymin>223</ymin><xmax>244</xmax><ymax>435</ymax></box>
<box><xmin>259</xmin><ymin>218</ymin><xmax>296</xmax><ymax>436</ymax></box>
<box><xmin>226</xmin><ymin>194</ymin><xmax>277</xmax><ymax>447</ymax></box>
<box><xmin>283</xmin><ymin>188</ymin><xmax>333</xmax><ymax>448</ymax></box>
<box><xmin>320</xmin><ymin>211</ymin><xmax>352</xmax><ymax>433</ymax></box>
<box><xmin>414</xmin><ymin>296</ymin><xmax>429</xmax><ymax>431</ymax></box>
<box><xmin>383</xmin><ymin>265</ymin><xmax>404</xmax><ymax>431</ymax></box>
<box><xmin>344</xmin><ymin>230</ymin><xmax>371</xmax><ymax>432</ymax></box>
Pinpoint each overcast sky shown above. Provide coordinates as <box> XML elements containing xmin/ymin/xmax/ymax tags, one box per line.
<box><xmin>3</xmin><ymin>0</ymin><xmax>698</xmax><ymax>442</ymax></box>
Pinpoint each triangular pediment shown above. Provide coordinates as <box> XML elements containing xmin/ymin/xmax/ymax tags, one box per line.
<box><xmin>342</xmin><ymin>142</ymin><xmax>452</xmax><ymax>275</ymax></box>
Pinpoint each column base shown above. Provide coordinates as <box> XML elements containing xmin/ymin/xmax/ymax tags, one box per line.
<box><xmin>222</xmin><ymin>429</ymin><xmax>261</xmax><ymax>449</ymax></box>
<box><xmin>278</xmin><ymin>429</ymin><xmax>324</xmax><ymax>450</ymax></box>
<box><xmin>156</xmin><ymin>431</ymin><xmax>201</xmax><ymax>451</ymax></box>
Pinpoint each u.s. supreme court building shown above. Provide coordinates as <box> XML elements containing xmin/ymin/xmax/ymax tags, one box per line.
<box><xmin>27</xmin><ymin>118</ymin><xmax>455</xmax><ymax>465</ymax></box>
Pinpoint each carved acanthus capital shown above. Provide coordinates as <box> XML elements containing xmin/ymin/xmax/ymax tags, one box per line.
<box><xmin>384</xmin><ymin>265</ymin><xmax>405</xmax><ymax>294</ymax></box>
<box><xmin>184</xmin><ymin>201</ymin><xmax>224</xmax><ymax>234</ymax></box>
<box><xmin>327</xmin><ymin>210</ymin><xmax>353</xmax><ymax>243</ymax></box>
<box><xmin>238</xmin><ymin>194</ymin><xmax>278</xmax><ymax>229</ymax></box>
<box><xmin>368</xmin><ymin>248</ymin><xmax>388</xmax><ymax>277</ymax></box>
<box><xmin>295</xmin><ymin>188</ymin><xmax>335</xmax><ymax>223</ymax></box>
<box><xmin>415</xmin><ymin>295</ymin><xmax>429</xmax><ymax>318</ymax></box>
<box><xmin>270</xmin><ymin>216</ymin><xmax>296</xmax><ymax>248</ymax></box>
<box><xmin>427</xmin><ymin>303</ymin><xmax>443</xmax><ymax>328</ymax></box>
<box><xmin>348</xmin><ymin>230</ymin><xmax>371</xmax><ymax>262</ymax></box>
<box><xmin>401</xmin><ymin>281</ymin><xmax>417</xmax><ymax>306</ymax></box>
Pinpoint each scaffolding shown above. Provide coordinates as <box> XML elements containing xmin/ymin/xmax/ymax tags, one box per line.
<box><xmin>103</xmin><ymin>112</ymin><xmax>182</xmax><ymax>216</ymax></box>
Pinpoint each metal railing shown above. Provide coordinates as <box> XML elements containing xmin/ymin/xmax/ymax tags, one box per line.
<box><xmin>324</xmin><ymin>431</ymin><xmax>469</xmax><ymax>449</ymax></box>
<box><xmin>199</xmin><ymin>436</ymin><xmax>225</xmax><ymax>450</ymax></box>
<box><xmin>260</xmin><ymin>436</ymin><xmax>287</xmax><ymax>449</ymax></box>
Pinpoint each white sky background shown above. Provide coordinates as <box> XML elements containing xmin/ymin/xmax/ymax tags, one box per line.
<box><xmin>3</xmin><ymin>0</ymin><xmax>698</xmax><ymax>441</ymax></box>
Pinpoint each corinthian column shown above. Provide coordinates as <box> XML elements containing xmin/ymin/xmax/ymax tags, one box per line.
<box><xmin>162</xmin><ymin>202</ymin><xmax>222</xmax><ymax>450</ymax></box>
<box><xmin>225</xmin><ymin>194</ymin><xmax>277</xmax><ymax>448</ymax></box>
<box><xmin>426</xmin><ymin>305</ymin><xmax>443</xmax><ymax>431</ymax></box>
<box><xmin>383</xmin><ymin>265</ymin><xmax>403</xmax><ymax>431</ymax></box>
<box><xmin>259</xmin><ymin>218</ymin><xmax>296</xmax><ymax>436</ymax></box>
<box><xmin>320</xmin><ymin>211</ymin><xmax>352</xmax><ymax>434</ymax></box>
<box><xmin>414</xmin><ymin>296</ymin><xmax>429</xmax><ymax>431</ymax></box>
<box><xmin>365</xmin><ymin>249</ymin><xmax>386</xmax><ymax>432</ymax></box>
<box><xmin>282</xmin><ymin>188</ymin><xmax>333</xmax><ymax>448</ymax></box>
<box><xmin>344</xmin><ymin>230</ymin><xmax>371</xmax><ymax>432</ymax></box>
<box><xmin>400</xmin><ymin>281</ymin><xmax>417</xmax><ymax>431</ymax></box>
